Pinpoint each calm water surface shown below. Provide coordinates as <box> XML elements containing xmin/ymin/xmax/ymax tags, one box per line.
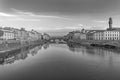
<box><xmin>0</xmin><ymin>43</ymin><xmax>120</xmax><ymax>80</ymax></box>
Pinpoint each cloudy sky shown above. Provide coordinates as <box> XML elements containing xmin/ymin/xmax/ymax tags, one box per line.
<box><xmin>0</xmin><ymin>0</ymin><xmax>120</xmax><ymax>35</ymax></box>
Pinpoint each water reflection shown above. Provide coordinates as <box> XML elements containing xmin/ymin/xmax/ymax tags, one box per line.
<box><xmin>0</xmin><ymin>45</ymin><xmax>43</xmax><ymax>65</ymax></box>
<box><xmin>1</xmin><ymin>43</ymin><xmax>120</xmax><ymax>65</ymax></box>
<box><xmin>42</xmin><ymin>43</ymin><xmax>49</xmax><ymax>49</ymax></box>
<box><xmin>68</xmin><ymin>43</ymin><xmax>120</xmax><ymax>57</ymax></box>
<box><xmin>1</xmin><ymin>43</ymin><xmax>120</xmax><ymax>80</ymax></box>
<box><xmin>67</xmin><ymin>43</ymin><xmax>120</xmax><ymax>69</ymax></box>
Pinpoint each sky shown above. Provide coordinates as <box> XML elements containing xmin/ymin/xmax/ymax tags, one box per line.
<box><xmin>0</xmin><ymin>0</ymin><xmax>120</xmax><ymax>36</ymax></box>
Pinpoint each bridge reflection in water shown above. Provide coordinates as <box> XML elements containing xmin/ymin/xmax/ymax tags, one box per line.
<box><xmin>49</xmin><ymin>36</ymin><xmax>66</xmax><ymax>44</ymax></box>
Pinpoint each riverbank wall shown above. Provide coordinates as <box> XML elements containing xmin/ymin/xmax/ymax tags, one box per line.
<box><xmin>0</xmin><ymin>39</ymin><xmax>44</xmax><ymax>54</ymax></box>
<box><xmin>68</xmin><ymin>39</ymin><xmax>120</xmax><ymax>48</ymax></box>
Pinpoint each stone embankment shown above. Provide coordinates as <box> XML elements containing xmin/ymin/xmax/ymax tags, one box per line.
<box><xmin>0</xmin><ymin>39</ymin><xmax>44</xmax><ymax>54</ymax></box>
<box><xmin>68</xmin><ymin>39</ymin><xmax>120</xmax><ymax>48</ymax></box>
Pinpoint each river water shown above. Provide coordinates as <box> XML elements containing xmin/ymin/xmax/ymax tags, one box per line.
<box><xmin>1</xmin><ymin>43</ymin><xmax>120</xmax><ymax>80</ymax></box>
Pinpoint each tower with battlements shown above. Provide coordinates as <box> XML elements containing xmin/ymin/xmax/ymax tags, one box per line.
<box><xmin>108</xmin><ymin>17</ymin><xmax>112</xmax><ymax>30</ymax></box>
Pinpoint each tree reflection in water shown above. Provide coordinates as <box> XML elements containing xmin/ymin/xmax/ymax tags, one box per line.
<box><xmin>0</xmin><ymin>44</ymin><xmax>43</xmax><ymax>65</ymax></box>
<box><xmin>1</xmin><ymin>43</ymin><xmax>120</xmax><ymax>66</ymax></box>
<box><xmin>42</xmin><ymin>43</ymin><xmax>49</xmax><ymax>50</ymax></box>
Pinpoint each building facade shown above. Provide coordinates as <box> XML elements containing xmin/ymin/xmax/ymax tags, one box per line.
<box><xmin>20</xmin><ymin>28</ymin><xmax>28</xmax><ymax>40</ymax></box>
<box><xmin>86</xmin><ymin>31</ymin><xmax>95</xmax><ymax>40</ymax></box>
<box><xmin>103</xmin><ymin>30</ymin><xmax>120</xmax><ymax>40</ymax></box>
<box><xmin>73</xmin><ymin>32</ymin><xmax>86</xmax><ymax>40</ymax></box>
<box><xmin>43</xmin><ymin>33</ymin><xmax>50</xmax><ymax>40</ymax></box>
<box><xmin>14</xmin><ymin>29</ymin><xmax>22</xmax><ymax>40</ymax></box>
<box><xmin>0</xmin><ymin>29</ymin><xmax>15</xmax><ymax>40</ymax></box>
<box><xmin>93</xmin><ymin>31</ymin><xmax>104</xmax><ymax>40</ymax></box>
<box><xmin>31</xmin><ymin>30</ymin><xmax>42</xmax><ymax>40</ymax></box>
<box><xmin>87</xmin><ymin>30</ymin><xmax>120</xmax><ymax>41</ymax></box>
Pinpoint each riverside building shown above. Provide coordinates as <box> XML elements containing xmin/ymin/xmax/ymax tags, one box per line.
<box><xmin>86</xmin><ymin>17</ymin><xmax>120</xmax><ymax>41</ymax></box>
<box><xmin>103</xmin><ymin>30</ymin><xmax>120</xmax><ymax>40</ymax></box>
<box><xmin>0</xmin><ymin>29</ymin><xmax>15</xmax><ymax>40</ymax></box>
<box><xmin>73</xmin><ymin>32</ymin><xmax>86</xmax><ymax>40</ymax></box>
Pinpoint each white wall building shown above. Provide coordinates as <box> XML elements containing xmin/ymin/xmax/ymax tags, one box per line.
<box><xmin>91</xmin><ymin>30</ymin><xmax>120</xmax><ymax>40</ymax></box>
<box><xmin>103</xmin><ymin>30</ymin><xmax>120</xmax><ymax>40</ymax></box>
<box><xmin>31</xmin><ymin>30</ymin><xmax>42</xmax><ymax>40</ymax></box>
<box><xmin>0</xmin><ymin>29</ymin><xmax>15</xmax><ymax>40</ymax></box>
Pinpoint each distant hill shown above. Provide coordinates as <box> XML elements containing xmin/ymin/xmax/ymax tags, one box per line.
<box><xmin>38</xmin><ymin>29</ymin><xmax>79</xmax><ymax>37</ymax></box>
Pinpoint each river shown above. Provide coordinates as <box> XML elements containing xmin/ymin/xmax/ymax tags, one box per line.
<box><xmin>0</xmin><ymin>43</ymin><xmax>120</xmax><ymax>80</ymax></box>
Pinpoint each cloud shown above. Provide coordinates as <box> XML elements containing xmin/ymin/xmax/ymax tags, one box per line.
<box><xmin>4</xmin><ymin>18</ymin><xmax>41</xmax><ymax>21</ymax></box>
<box><xmin>11</xmin><ymin>8</ymin><xmax>70</xmax><ymax>20</ymax></box>
<box><xmin>0</xmin><ymin>14</ymin><xmax>41</xmax><ymax>21</ymax></box>
<box><xmin>93</xmin><ymin>20</ymin><xmax>107</xmax><ymax>23</ymax></box>
<box><xmin>53</xmin><ymin>26</ymin><xmax>81</xmax><ymax>30</ymax></box>
<box><xmin>11</xmin><ymin>8</ymin><xmax>35</xmax><ymax>16</ymax></box>
<box><xmin>0</xmin><ymin>12</ymin><xmax>16</xmax><ymax>17</ymax></box>
<box><xmin>52</xmin><ymin>24</ymin><xmax>83</xmax><ymax>30</ymax></box>
<box><xmin>34</xmin><ymin>26</ymin><xmax>82</xmax><ymax>31</ymax></box>
<box><xmin>0</xmin><ymin>8</ymin><xmax>70</xmax><ymax>22</ymax></box>
<box><xmin>78</xmin><ymin>24</ymin><xmax>83</xmax><ymax>26</ymax></box>
<box><xmin>65</xmin><ymin>26</ymin><xmax>81</xmax><ymax>29</ymax></box>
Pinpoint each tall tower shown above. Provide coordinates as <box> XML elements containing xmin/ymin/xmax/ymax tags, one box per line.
<box><xmin>108</xmin><ymin>17</ymin><xmax>112</xmax><ymax>30</ymax></box>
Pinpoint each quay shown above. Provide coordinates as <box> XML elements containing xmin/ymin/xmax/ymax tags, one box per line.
<box><xmin>64</xmin><ymin>17</ymin><xmax>120</xmax><ymax>49</ymax></box>
<box><xmin>0</xmin><ymin>39</ymin><xmax>44</xmax><ymax>54</ymax></box>
<box><xmin>0</xmin><ymin>27</ymin><xmax>50</xmax><ymax>54</ymax></box>
<box><xmin>68</xmin><ymin>39</ymin><xmax>120</xmax><ymax>48</ymax></box>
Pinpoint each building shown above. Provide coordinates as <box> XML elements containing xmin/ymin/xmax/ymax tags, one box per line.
<box><xmin>0</xmin><ymin>27</ymin><xmax>43</xmax><ymax>42</ymax></box>
<box><xmin>107</xmin><ymin>17</ymin><xmax>120</xmax><ymax>31</ymax></box>
<box><xmin>31</xmin><ymin>29</ymin><xmax>42</xmax><ymax>40</ymax></box>
<box><xmin>86</xmin><ymin>30</ymin><xmax>120</xmax><ymax>41</ymax></box>
<box><xmin>108</xmin><ymin>17</ymin><xmax>112</xmax><ymax>30</ymax></box>
<box><xmin>66</xmin><ymin>32</ymin><xmax>74</xmax><ymax>40</ymax></box>
<box><xmin>73</xmin><ymin>32</ymin><xmax>86</xmax><ymax>40</ymax></box>
<box><xmin>27</xmin><ymin>30</ymin><xmax>42</xmax><ymax>41</ymax></box>
<box><xmin>66</xmin><ymin>17</ymin><xmax>120</xmax><ymax>41</ymax></box>
<box><xmin>103</xmin><ymin>30</ymin><xmax>120</xmax><ymax>40</ymax></box>
<box><xmin>86</xmin><ymin>30</ymin><xmax>96</xmax><ymax>40</ymax></box>
<box><xmin>13</xmin><ymin>28</ymin><xmax>22</xmax><ymax>40</ymax></box>
<box><xmin>43</xmin><ymin>33</ymin><xmax>50</xmax><ymax>40</ymax></box>
<box><xmin>93</xmin><ymin>31</ymin><xmax>104</xmax><ymax>40</ymax></box>
<box><xmin>0</xmin><ymin>29</ymin><xmax>15</xmax><ymax>40</ymax></box>
<box><xmin>27</xmin><ymin>31</ymin><xmax>35</xmax><ymax>41</ymax></box>
<box><xmin>80</xmin><ymin>33</ymin><xmax>86</xmax><ymax>40</ymax></box>
<box><xmin>103</xmin><ymin>17</ymin><xmax>120</xmax><ymax>40</ymax></box>
<box><xmin>86</xmin><ymin>17</ymin><xmax>120</xmax><ymax>41</ymax></box>
<box><xmin>0</xmin><ymin>27</ymin><xmax>16</xmax><ymax>40</ymax></box>
<box><xmin>20</xmin><ymin>28</ymin><xmax>28</xmax><ymax>40</ymax></box>
<box><xmin>81</xmin><ymin>28</ymin><xmax>86</xmax><ymax>33</ymax></box>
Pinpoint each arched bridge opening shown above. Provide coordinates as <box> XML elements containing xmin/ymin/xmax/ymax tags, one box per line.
<box><xmin>49</xmin><ymin>37</ymin><xmax>66</xmax><ymax>43</ymax></box>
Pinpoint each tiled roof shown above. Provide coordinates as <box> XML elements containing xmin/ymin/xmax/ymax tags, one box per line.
<box><xmin>107</xmin><ymin>28</ymin><xmax>120</xmax><ymax>31</ymax></box>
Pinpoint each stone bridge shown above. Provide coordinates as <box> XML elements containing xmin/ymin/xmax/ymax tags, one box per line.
<box><xmin>49</xmin><ymin>36</ymin><xmax>66</xmax><ymax>43</ymax></box>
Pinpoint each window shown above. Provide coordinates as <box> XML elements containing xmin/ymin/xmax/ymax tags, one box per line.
<box><xmin>116</xmin><ymin>37</ymin><xmax>118</xmax><ymax>40</ymax></box>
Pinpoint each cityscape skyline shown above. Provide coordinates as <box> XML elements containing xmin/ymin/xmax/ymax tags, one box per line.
<box><xmin>0</xmin><ymin>0</ymin><xmax>120</xmax><ymax>36</ymax></box>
